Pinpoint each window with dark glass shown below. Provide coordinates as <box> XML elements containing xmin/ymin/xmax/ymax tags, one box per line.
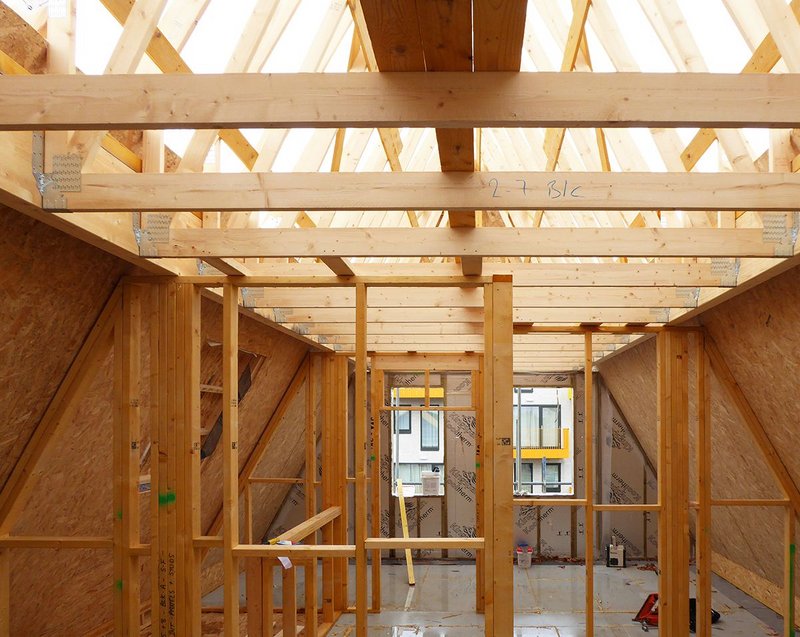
<box><xmin>393</xmin><ymin>407</ymin><xmax>412</xmax><ymax>434</ymax></box>
<box><xmin>544</xmin><ymin>462</ymin><xmax>561</xmax><ymax>493</ymax></box>
<box><xmin>420</xmin><ymin>410</ymin><xmax>440</xmax><ymax>451</ymax></box>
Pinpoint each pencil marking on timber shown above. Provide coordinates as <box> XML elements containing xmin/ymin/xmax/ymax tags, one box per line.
<box><xmin>482</xmin><ymin>176</ymin><xmax>584</xmax><ymax>200</ymax></box>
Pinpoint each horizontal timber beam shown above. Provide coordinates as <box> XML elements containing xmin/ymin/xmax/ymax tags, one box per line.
<box><xmin>233</xmin><ymin>544</ymin><xmax>356</xmax><ymax>558</ymax></box>
<box><xmin>322</xmin><ymin>333</ymin><xmax>629</xmax><ymax>344</ymax></box>
<box><xmin>242</xmin><ymin>286</ymin><xmax>703</xmax><ymax>309</ymax></box>
<box><xmin>167</xmin><ymin>261</ymin><xmax>737</xmax><ymax>287</ymax></box>
<box><xmin>3</xmin><ymin>72</ymin><xmax>800</xmax><ymax>130</ymax></box>
<box><xmin>146</xmin><ymin>227</ymin><xmax>795</xmax><ymax>259</ymax></box>
<box><xmin>364</xmin><ymin>537</ymin><xmax>485</xmax><ymax>550</ymax></box>
<box><xmin>52</xmin><ymin>171</ymin><xmax>800</xmax><ymax>212</ymax></box>
<box><xmin>257</xmin><ymin>306</ymin><xmax>671</xmax><ymax>323</ymax></box>
<box><xmin>297</xmin><ymin>322</ymin><xmax>486</xmax><ymax>336</ymax></box>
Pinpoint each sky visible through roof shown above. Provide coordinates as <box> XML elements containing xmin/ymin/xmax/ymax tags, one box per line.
<box><xmin>6</xmin><ymin>0</ymin><xmax>779</xmax><ymax>229</ymax></box>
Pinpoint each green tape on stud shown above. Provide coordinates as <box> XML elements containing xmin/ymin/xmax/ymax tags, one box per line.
<box><xmin>158</xmin><ymin>490</ymin><xmax>176</xmax><ymax>507</ymax></box>
<box><xmin>116</xmin><ymin>509</ymin><xmax>123</xmax><ymax>520</ymax></box>
<box><xmin>475</xmin><ymin>462</ymin><xmax>481</xmax><ymax>469</ymax></box>
<box><xmin>115</xmin><ymin>579</ymin><xmax>123</xmax><ymax>592</ymax></box>
<box><xmin>370</xmin><ymin>455</ymin><xmax>376</xmax><ymax>462</ymax></box>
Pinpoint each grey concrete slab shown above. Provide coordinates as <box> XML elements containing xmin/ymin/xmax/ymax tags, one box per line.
<box><xmin>326</xmin><ymin>564</ymin><xmax>782</xmax><ymax>636</ymax></box>
<box><xmin>202</xmin><ymin>562</ymin><xmax>785</xmax><ymax>636</ymax></box>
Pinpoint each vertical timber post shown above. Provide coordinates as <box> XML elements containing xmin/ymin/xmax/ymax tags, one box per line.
<box><xmin>223</xmin><ymin>284</ymin><xmax>240</xmax><ymax>636</ymax></box>
<box><xmin>696</xmin><ymin>331</ymin><xmax>712</xmax><ymax>637</ymax></box>
<box><xmin>370</xmin><ymin>367</ymin><xmax>383</xmax><ymax>611</ymax></box>
<box><xmin>584</xmin><ymin>329</ymin><xmax>594</xmax><ymax>636</ymax></box>
<box><xmin>484</xmin><ymin>275</ymin><xmax>513</xmax><ymax>636</ymax></box>
<box><xmin>786</xmin><ymin>506</ymin><xmax>795</xmax><ymax>637</ymax></box>
<box><xmin>657</xmin><ymin>329</ymin><xmax>690</xmax><ymax>636</ymax></box>
<box><xmin>355</xmin><ymin>283</ymin><xmax>368</xmax><ymax>636</ymax></box>
<box><xmin>305</xmin><ymin>355</ymin><xmax>319</xmax><ymax>634</ymax></box>
<box><xmin>114</xmin><ymin>283</ymin><xmax>142</xmax><ymax>636</ymax></box>
<box><xmin>321</xmin><ymin>354</ymin><xmax>335</xmax><ymax>624</ymax></box>
<box><xmin>475</xmin><ymin>362</ymin><xmax>485</xmax><ymax>614</ymax></box>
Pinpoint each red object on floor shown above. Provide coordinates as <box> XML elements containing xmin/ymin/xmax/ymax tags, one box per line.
<box><xmin>633</xmin><ymin>593</ymin><xmax>659</xmax><ymax>627</ymax></box>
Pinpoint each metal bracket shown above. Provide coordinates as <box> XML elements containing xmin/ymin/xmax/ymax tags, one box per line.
<box><xmin>240</xmin><ymin>287</ymin><xmax>254</xmax><ymax>308</ymax></box>
<box><xmin>710</xmin><ymin>258</ymin><xmax>740</xmax><ymax>287</ymax></box>
<box><xmin>32</xmin><ymin>132</ymin><xmax>82</xmax><ymax>210</ymax></box>
<box><xmin>674</xmin><ymin>287</ymin><xmax>700</xmax><ymax>308</ymax></box>
<box><xmin>134</xmin><ymin>213</ymin><xmax>171</xmax><ymax>257</ymax></box>
<box><xmin>649</xmin><ymin>307</ymin><xmax>671</xmax><ymax>323</ymax></box>
<box><xmin>294</xmin><ymin>323</ymin><xmax>310</xmax><ymax>336</ymax></box>
<box><xmin>762</xmin><ymin>212</ymin><xmax>799</xmax><ymax>257</ymax></box>
<box><xmin>240</xmin><ymin>287</ymin><xmax>264</xmax><ymax>309</ymax></box>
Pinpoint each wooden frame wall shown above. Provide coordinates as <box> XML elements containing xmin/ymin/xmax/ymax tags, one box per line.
<box><xmin>0</xmin><ymin>278</ymin><xmax>796</xmax><ymax>637</ymax></box>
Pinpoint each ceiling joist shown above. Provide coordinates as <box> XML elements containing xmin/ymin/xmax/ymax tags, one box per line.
<box><xmin>3</xmin><ymin>72</ymin><xmax>800</xmax><ymax>130</ymax></box>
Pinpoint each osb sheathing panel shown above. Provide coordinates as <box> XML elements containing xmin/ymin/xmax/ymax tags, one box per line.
<box><xmin>8</xmin><ymin>301</ymin><xmax>154</xmax><ymax>636</ymax></box>
<box><xmin>0</xmin><ymin>3</ymin><xmax>46</xmax><ymax>73</ymax></box>
<box><xmin>599</xmin><ymin>263</ymin><xmax>800</xmax><ymax>612</ymax></box>
<box><xmin>0</xmin><ymin>209</ymin><xmax>126</xmax><ymax>490</ymax></box>
<box><xmin>10</xmin><ymin>354</ymin><xmax>118</xmax><ymax>636</ymax></box>
<box><xmin>198</xmin><ymin>300</ymin><xmax>309</xmax><ymax>594</ymax></box>
<box><xmin>201</xmin><ymin>382</ymin><xmax>311</xmax><ymax>594</ymax></box>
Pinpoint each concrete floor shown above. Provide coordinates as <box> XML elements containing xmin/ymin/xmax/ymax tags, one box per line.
<box><xmin>328</xmin><ymin>564</ymin><xmax>782</xmax><ymax>636</ymax></box>
<box><xmin>205</xmin><ymin>563</ymin><xmax>784</xmax><ymax>636</ymax></box>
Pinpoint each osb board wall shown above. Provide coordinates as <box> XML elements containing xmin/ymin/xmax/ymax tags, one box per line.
<box><xmin>10</xmin><ymin>351</ymin><xmax>150</xmax><ymax>637</ymax></box>
<box><xmin>0</xmin><ymin>208</ymin><xmax>317</xmax><ymax>632</ymax></box>
<box><xmin>598</xmin><ymin>263</ymin><xmax>800</xmax><ymax>614</ymax></box>
<box><xmin>198</xmin><ymin>302</ymin><xmax>310</xmax><ymax>595</ymax></box>
<box><xmin>0</xmin><ymin>3</ymin><xmax>45</xmax><ymax>73</ymax></box>
<box><xmin>2</xmin><ymin>205</ymin><xmax>139</xmax><ymax>636</ymax></box>
<box><xmin>201</xmin><ymin>376</ymin><xmax>320</xmax><ymax>595</ymax></box>
<box><xmin>0</xmin><ymin>210</ymin><xmax>126</xmax><ymax>489</ymax></box>
<box><xmin>259</xmin><ymin>367</ymin><xmax>323</xmax><ymax>543</ymax></box>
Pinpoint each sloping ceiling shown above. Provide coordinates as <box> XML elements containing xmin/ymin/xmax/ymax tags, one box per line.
<box><xmin>599</xmin><ymin>262</ymin><xmax>800</xmax><ymax>613</ymax></box>
<box><xmin>0</xmin><ymin>208</ymin><xmax>316</xmax><ymax>634</ymax></box>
